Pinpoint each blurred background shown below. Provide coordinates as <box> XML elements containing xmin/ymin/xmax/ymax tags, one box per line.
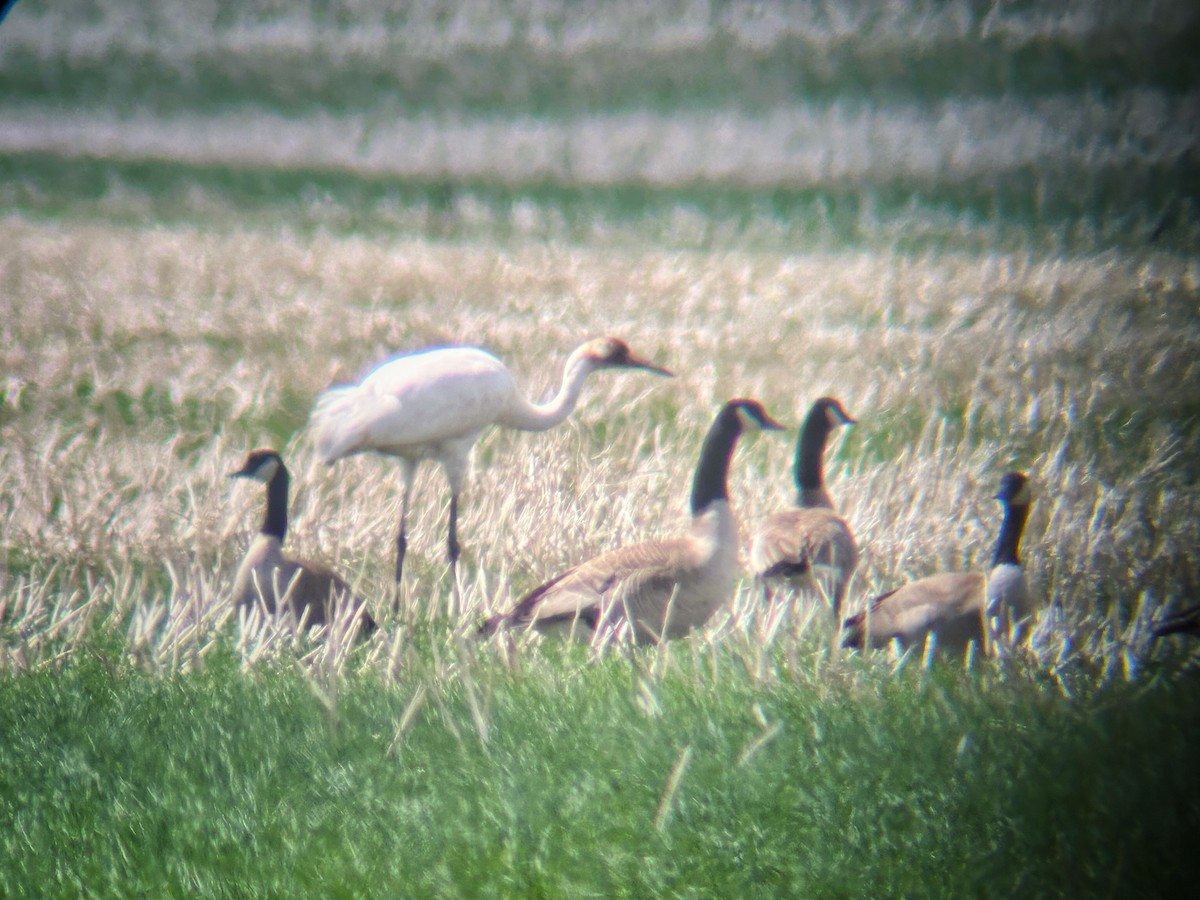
<box><xmin>2</xmin><ymin>0</ymin><xmax>1197</xmax><ymax>253</ymax></box>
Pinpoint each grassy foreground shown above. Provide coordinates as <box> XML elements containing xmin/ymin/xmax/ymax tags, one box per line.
<box><xmin>1</xmin><ymin>208</ymin><xmax>1199</xmax><ymax>894</ymax></box>
<box><xmin>2</xmin><ymin>642</ymin><xmax>1199</xmax><ymax>897</ymax></box>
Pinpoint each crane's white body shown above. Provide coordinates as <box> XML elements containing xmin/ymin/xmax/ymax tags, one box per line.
<box><xmin>315</xmin><ymin>348</ymin><xmax>520</xmax><ymax>464</ymax></box>
<box><xmin>309</xmin><ymin>339</ymin><xmax>671</xmax><ymax>586</ymax></box>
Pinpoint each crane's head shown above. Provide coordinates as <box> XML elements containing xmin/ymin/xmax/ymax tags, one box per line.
<box><xmin>230</xmin><ymin>449</ymin><xmax>284</xmax><ymax>484</ymax></box>
<box><xmin>583</xmin><ymin>337</ymin><xmax>674</xmax><ymax>376</ymax></box>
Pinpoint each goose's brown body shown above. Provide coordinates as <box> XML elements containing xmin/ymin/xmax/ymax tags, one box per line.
<box><xmin>488</xmin><ymin>505</ymin><xmax>738</xmax><ymax>643</ymax></box>
<box><xmin>483</xmin><ymin>400</ymin><xmax>784</xmax><ymax>644</ymax></box>
<box><xmin>751</xmin><ymin>398</ymin><xmax>858</xmax><ymax>618</ymax></box>
<box><xmin>231</xmin><ymin>534</ymin><xmax>359</xmax><ymax>629</ymax></box>
<box><xmin>843</xmin><ymin>472</ymin><xmax>1033</xmax><ymax>655</ymax></box>
<box><xmin>230</xmin><ymin>449</ymin><xmax>375</xmax><ymax>636</ymax></box>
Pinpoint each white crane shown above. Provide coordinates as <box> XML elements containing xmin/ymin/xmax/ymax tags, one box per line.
<box><xmin>309</xmin><ymin>337</ymin><xmax>672</xmax><ymax>587</ymax></box>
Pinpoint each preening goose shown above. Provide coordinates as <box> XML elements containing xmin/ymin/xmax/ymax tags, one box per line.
<box><xmin>1152</xmin><ymin>602</ymin><xmax>1200</xmax><ymax>639</ymax></box>
<box><xmin>481</xmin><ymin>399</ymin><xmax>785</xmax><ymax>644</ymax></box>
<box><xmin>842</xmin><ymin>471</ymin><xmax>1033</xmax><ymax>656</ymax></box>
<box><xmin>309</xmin><ymin>338</ymin><xmax>672</xmax><ymax>588</ymax></box>
<box><xmin>230</xmin><ymin>449</ymin><xmax>376</xmax><ymax>636</ymax></box>
<box><xmin>750</xmin><ymin>397</ymin><xmax>858</xmax><ymax>618</ymax></box>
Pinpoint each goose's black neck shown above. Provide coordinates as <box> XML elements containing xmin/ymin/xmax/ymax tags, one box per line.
<box><xmin>794</xmin><ymin>406</ymin><xmax>832</xmax><ymax>497</ymax></box>
<box><xmin>992</xmin><ymin>501</ymin><xmax>1028</xmax><ymax>567</ymax></box>
<box><xmin>262</xmin><ymin>465</ymin><xmax>289</xmax><ymax>541</ymax></box>
<box><xmin>691</xmin><ymin>407</ymin><xmax>741</xmax><ymax>515</ymax></box>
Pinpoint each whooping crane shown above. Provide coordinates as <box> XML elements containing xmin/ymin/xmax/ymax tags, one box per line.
<box><xmin>309</xmin><ymin>337</ymin><xmax>672</xmax><ymax>588</ymax></box>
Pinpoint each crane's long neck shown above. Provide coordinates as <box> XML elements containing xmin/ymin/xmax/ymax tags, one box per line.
<box><xmin>500</xmin><ymin>350</ymin><xmax>595</xmax><ymax>432</ymax></box>
<box><xmin>262</xmin><ymin>466</ymin><xmax>289</xmax><ymax>542</ymax></box>
<box><xmin>992</xmin><ymin>501</ymin><xmax>1028</xmax><ymax>567</ymax></box>
<box><xmin>691</xmin><ymin>411</ymin><xmax>740</xmax><ymax>515</ymax></box>
<box><xmin>794</xmin><ymin>408</ymin><xmax>833</xmax><ymax>508</ymax></box>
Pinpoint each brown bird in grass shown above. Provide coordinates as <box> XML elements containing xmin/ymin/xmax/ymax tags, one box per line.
<box><xmin>481</xmin><ymin>399</ymin><xmax>785</xmax><ymax>644</ymax></box>
<box><xmin>842</xmin><ymin>472</ymin><xmax>1034</xmax><ymax>656</ymax></box>
<box><xmin>749</xmin><ymin>397</ymin><xmax>859</xmax><ymax>619</ymax></box>
<box><xmin>230</xmin><ymin>449</ymin><xmax>375</xmax><ymax>636</ymax></box>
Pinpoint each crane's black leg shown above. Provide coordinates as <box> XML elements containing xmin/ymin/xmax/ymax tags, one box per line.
<box><xmin>393</xmin><ymin>463</ymin><xmax>416</xmax><ymax>612</ymax></box>
<box><xmin>395</xmin><ymin>525</ymin><xmax>407</xmax><ymax>583</ymax></box>
<box><xmin>395</xmin><ymin>493</ymin><xmax>410</xmax><ymax>585</ymax></box>
<box><xmin>446</xmin><ymin>493</ymin><xmax>465</xmax><ymax>617</ymax></box>
<box><xmin>447</xmin><ymin>493</ymin><xmax>460</xmax><ymax>571</ymax></box>
<box><xmin>442</xmin><ymin>467</ymin><xmax>466</xmax><ymax>614</ymax></box>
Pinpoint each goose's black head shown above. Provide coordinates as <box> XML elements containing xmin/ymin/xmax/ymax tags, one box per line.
<box><xmin>724</xmin><ymin>398</ymin><xmax>787</xmax><ymax>434</ymax></box>
<box><xmin>991</xmin><ymin>471</ymin><xmax>1032</xmax><ymax>567</ymax></box>
<box><xmin>231</xmin><ymin>449</ymin><xmax>290</xmax><ymax>540</ymax></box>
<box><xmin>996</xmin><ymin>471</ymin><xmax>1031</xmax><ymax>507</ymax></box>
<box><xmin>230</xmin><ymin>449</ymin><xmax>285</xmax><ymax>484</ymax></box>
<box><xmin>811</xmin><ymin>397</ymin><xmax>855</xmax><ymax>429</ymax></box>
<box><xmin>794</xmin><ymin>397</ymin><xmax>855</xmax><ymax>498</ymax></box>
<box><xmin>691</xmin><ymin>399</ymin><xmax>785</xmax><ymax>515</ymax></box>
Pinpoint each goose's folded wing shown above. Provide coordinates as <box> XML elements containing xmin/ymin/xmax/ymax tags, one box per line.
<box><xmin>753</xmin><ymin>508</ymin><xmax>856</xmax><ymax>570</ymax></box>
<box><xmin>271</xmin><ymin>557</ymin><xmax>374</xmax><ymax>632</ymax></box>
<box><xmin>493</xmin><ymin>538</ymin><xmax>692</xmax><ymax>632</ymax></box>
<box><xmin>851</xmin><ymin>572</ymin><xmax>985</xmax><ymax>644</ymax></box>
<box><xmin>750</xmin><ymin>510</ymin><xmax>812</xmax><ymax>575</ymax></box>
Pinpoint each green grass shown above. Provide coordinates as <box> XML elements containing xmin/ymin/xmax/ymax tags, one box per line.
<box><xmin>2</xmin><ymin>642</ymin><xmax>1199</xmax><ymax>896</ymax></box>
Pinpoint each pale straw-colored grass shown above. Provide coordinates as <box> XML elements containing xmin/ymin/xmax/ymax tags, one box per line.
<box><xmin>2</xmin><ymin>215</ymin><xmax>1198</xmax><ymax>688</ymax></box>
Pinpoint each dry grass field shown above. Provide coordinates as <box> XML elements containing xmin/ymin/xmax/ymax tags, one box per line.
<box><xmin>2</xmin><ymin>215</ymin><xmax>1197</xmax><ymax>680</ymax></box>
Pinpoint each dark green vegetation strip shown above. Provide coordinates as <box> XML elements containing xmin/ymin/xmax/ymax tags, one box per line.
<box><xmin>3</xmin><ymin>150</ymin><xmax>1193</xmax><ymax>254</ymax></box>
<box><xmin>4</xmin><ymin>8</ymin><xmax>1199</xmax><ymax>116</ymax></box>
<box><xmin>2</xmin><ymin>648</ymin><xmax>1199</xmax><ymax>896</ymax></box>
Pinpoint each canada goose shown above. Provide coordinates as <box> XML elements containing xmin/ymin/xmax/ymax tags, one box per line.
<box><xmin>229</xmin><ymin>449</ymin><xmax>375</xmax><ymax>636</ymax></box>
<box><xmin>750</xmin><ymin>397</ymin><xmax>858</xmax><ymax>618</ymax></box>
<box><xmin>842</xmin><ymin>471</ymin><xmax>1033</xmax><ymax>655</ymax></box>
<box><xmin>1152</xmin><ymin>601</ymin><xmax>1200</xmax><ymax>639</ymax></box>
<box><xmin>481</xmin><ymin>399</ymin><xmax>785</xmax><ymax>644</ymax></box>
<box><xmin>309</xmin><ymin>338</ymin><xmax>672</xmax><ymax>588</ymax></box>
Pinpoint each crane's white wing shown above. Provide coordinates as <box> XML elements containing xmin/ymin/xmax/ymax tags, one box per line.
<box><xmin>311</xmin><ymin>347</ymin><xmax>517</xmax><ymax>460</ymax></box>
